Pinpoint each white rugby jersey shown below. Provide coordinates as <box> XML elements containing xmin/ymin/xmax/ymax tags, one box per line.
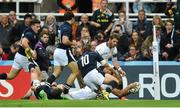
<box><xmin>95</xmin><ymin>42</ymin><xmax>118</xmax><ymax>62</ymax></box>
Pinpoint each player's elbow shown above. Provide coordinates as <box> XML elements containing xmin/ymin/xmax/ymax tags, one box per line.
<box><xmin>21</xmin><ymin>38</ymin><xmax>29</xmax><ymax>49</ymax></box>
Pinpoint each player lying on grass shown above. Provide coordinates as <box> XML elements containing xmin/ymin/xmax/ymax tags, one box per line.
<box><xmin>30</xmin><ymin>44</ymin><xmax>140</xmax><ymax>100</ymax></box>
<box><xmin>31</xmin><ymin>79</ymin><xmax>140</xmax><ymax>100</ymax></box>
<box><xmin>30</xmin><ymin>72</ymin><xmax>140</xmax><ymax>100</ymax></box>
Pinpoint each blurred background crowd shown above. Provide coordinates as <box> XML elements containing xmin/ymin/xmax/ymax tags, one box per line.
<box><xmin>0</xmin><ymin>0</ymin><xmax>180</xmax><ymax>62</ymax></box>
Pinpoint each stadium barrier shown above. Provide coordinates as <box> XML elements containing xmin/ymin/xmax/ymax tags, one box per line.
<box><xmin>0</xmin><ymin>61</ymin><xmax>179</xmax><ymax>99</ymax></box>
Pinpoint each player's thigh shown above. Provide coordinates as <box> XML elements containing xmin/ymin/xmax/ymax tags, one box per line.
<box><xmin>68</xmin><ymin>61</ymin><xmax>78</xmax><ymax>73</ymax></box>
<box><xmin>83</xmin><ymin>69</ymin><xmax>105</xmax><ymax>90</ymax></box>
<box><xmin>83</xmin><ymin>79</ymin><xmax>98</xmax><ymax>91</ymax></box>
<box><xmin>8</xmin><ymin>53</ymin><xmax>28</xmax><ymax>79</ymax></box>
<box><xmin>13</xmin><ymin>53</ymin><xmax>31</xmax><ymax>72</ymax></box>
<box><xmin>54</xmin><ymin>48</ymin><xmax>68</xmax><ymax>66</ymax></box>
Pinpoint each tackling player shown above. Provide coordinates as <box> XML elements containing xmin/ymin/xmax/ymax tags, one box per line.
<box><xmin>77</xmin><ymin>44</ymin><xmax>120</xmax><ymax>100</ymax></box>
<box><xmin>95</xmin><ymin>33</ymin><xmax>137</xmax><ymax>99</ymax></box>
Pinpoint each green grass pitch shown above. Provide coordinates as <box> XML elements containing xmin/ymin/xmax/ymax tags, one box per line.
<box><xmin>0</xmin><ymin>100</ymin><xmax>180</xmax><ymax>107</ymax></box>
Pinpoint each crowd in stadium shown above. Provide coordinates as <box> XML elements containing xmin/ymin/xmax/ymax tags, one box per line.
<box><xmin>0</xmin><ymin>1</ymin><xmax>180</xmax><ymax>62</ymax></box>
<box><xmin>0</xmin><ymin>0</ymin><xmax>179</xmax><ymax>100</ymax></box>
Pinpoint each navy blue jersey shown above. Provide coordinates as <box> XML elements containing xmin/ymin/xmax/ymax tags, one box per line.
<box><xmin>77</xmin><ymin>51</ymin><xmax>104</xmax><ymax>78</ymax></box>
<box><xmin>57</xmin><ymin>22</ymin><xmax>72</xmax><ymax>49</ymax></box>
<box><xmin>18</xmin><ymin>27</ymin><xmax>39</xmax><ymax>56</ymax></box>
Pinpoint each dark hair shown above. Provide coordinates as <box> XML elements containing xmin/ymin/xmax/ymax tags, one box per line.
<box><xmin>109</xmin><ymin>33</ymin><xmax>119</xmax><ymax>40</ymax></box>
<box><xmin>118</xmin><ymin>10</ymin><xmax>126</xmax><ymax>15</ymax></box>
<box><xmin>100</xmin><ymin>0</ymin><xmax>108</xmax><ymax>3</ymax></box>
<box><xmin>30</xmin><ymin>19</ymin><xmax>40</xmax><ymax>26</ymax></box>
<box><xmin>80</xmin><ymin>26</ymin><xmax>89</xmax><ymax>32</ymax></box>
<box><xmin>138</xmin><ymin>9</ymin><xmax>145</xmax><ymax>14</ymax></box>
<box><xmin>115</xmin><ymin>24</ymin><xmax>122</xmax><ymax>30</ymax></box>
<box><xmin>24</xmin><ymin>13</ymin><xmax>32</xmax><ymax>20</ymax></box>
<box><xmin>165</xmin><ymin>19</ymin><xmax>174</xmax><ymax>25</ymax></box>
<box><xmin>40</xmin><ymin>31</ymin><xmax>49</xmax><ymax>37</ymax></box>
<box><xmin>11</xmin><ymin>43</ymin><xmax>19</xmax><ymax>49</ymax></box>
<box><xmin>129</xmin><ymin>44</ymin><xmax>137</xmax><ymax>50</ymax></box>
<box><xmin>95</xmin><ymin>30</ymin><xmax>105</xmax><ymax>40</ymax></box>
<box><xmin>83</xmin><ymin>44</ymin><xmax>91</xmax><ymax>52</ymax></box>
<box><xmin>64</xmin><ymin>11</ymin><xmax>74</xmax><ymax>21</ymax></box>
<box><xmin>112</xmin><ymin>24</ymin><xmax>122</xmax><ymax>34</ymax></box>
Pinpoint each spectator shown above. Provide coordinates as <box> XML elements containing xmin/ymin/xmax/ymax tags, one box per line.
<box><xmin>111</xmin><ymin>10</ymin><xmax>133</xmax><ymax>36</ymax></box>
<box><xmin>10</xmin><ymin>13</ymin><xmax>32</xmax><ymax>44</ymax></box>
<box><xmin>0</xmin><ymin>15</ymin><xmax>13</xmax><ymax>52</ymax></box>
<box><xmin>165</xmin><ymin>1</ymin><xmax>180</xmax><ymax>34</ymax></box>
<box><xmin>152</xmin><ymin>15</ymin><xmax>164</xmax><ymax>29</ymax></box>
<box><xmin>71</xmin><ymin>20</ymin><xmax>78</xmax><ymax>41</ymax></box>
<box><xmin>133</xmin><ymin>9</ymin><xmax>152</xmax><ymax>41</ymax></box>
<box><xmin>41</xmin><ymin>26</ymin><xmax>49</xmax><ymax>34</ymax></box>
<box><xmin>141</xmin><ymin>25</ymin><xmax>162</xmax><ymax>61</ymax></box>
<box><xmin>91</xmin><ymin>0</ymin><xmax>114</xmax><ymax>40</ymax></box>
<box><xmin>35</xmin><ymin>31</ymin><xmax>50</xmax><ymax>81</ymax></box>
<box><xmin>94</xmin><ymin>30</ymin><xmax>106</xmax><ymax>45</ymax></box>
<box><xmin>112</xmin><ymin>25</ymin><xmax>129</xmax><ymax>57</ymax></box>
<box><xmin>0</xmin><ymin>43</ymin><xmax>9</xmax><ymax>60</ymax></box>
<box><xmin>129</xmin><ymin>31</ymin><xmax>143</xmax><ymax>52</ymax></box>
<box><xmin>8</xmin><ymin>44</ymin><xmax>19</xmax><ymax>60</ymax></box>
<box><xmin>44</xmin><ymin>14</ymin><xmax>59</xmax><ymax>45</ymax></box>
<box><xmin>79</xmin><ymin>26</ymin><xmax>91</xmax><ymax>47</ymax></box>
<box><xmin>160</xmin><ymin>20</ymin><xmax>180</xmax><ymax>60</ymax></box>
<box><xmin>8</xmin><ymin>11</ymin><xmax>18</xmax><ymax>27</ymax></box>
<box><xmin>80</xmin><ymin>26</ymin><xmax>90</xmax><ymax>37</ymax></box>
<box><xmin>120</xmin><ymin>44</ymin><xmax>141</xmax><ymax>61</ymax></box>
<box><xmin>76</xmin><ymin>14</ymin><xmax>94</xmax><ymax>40</ymax></box>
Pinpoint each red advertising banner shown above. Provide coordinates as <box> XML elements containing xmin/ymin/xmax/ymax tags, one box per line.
<box><xmin>0</xmin><ymin>66</ymin><xmax>31</xmax><ymax>99</ymax></box>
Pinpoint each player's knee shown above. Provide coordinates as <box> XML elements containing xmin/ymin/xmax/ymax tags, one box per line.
<box><xmin>7</xmin><ymin>73</ymin><xmax>16</xmax><ymax>80</ymax></box>
<box><xmin>107</xmin><ymin>80</ymin><xmax>118</xmax><ymax>89</ymax></box>
<box><xmin>7</xmin><ymin>75</ymin><xmax>14</xmax><ymax>80</ymax></box>
<box><xmin>29</xmin><ymin>63</ymin><xmax>36</xmax><ymax>72</ymax></box>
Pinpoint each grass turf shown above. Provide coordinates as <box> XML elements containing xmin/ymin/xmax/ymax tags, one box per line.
<box><xmin>0</xmin><ymin>100</ymin><xmax>180</xmax><ymax>107</ymax></box>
